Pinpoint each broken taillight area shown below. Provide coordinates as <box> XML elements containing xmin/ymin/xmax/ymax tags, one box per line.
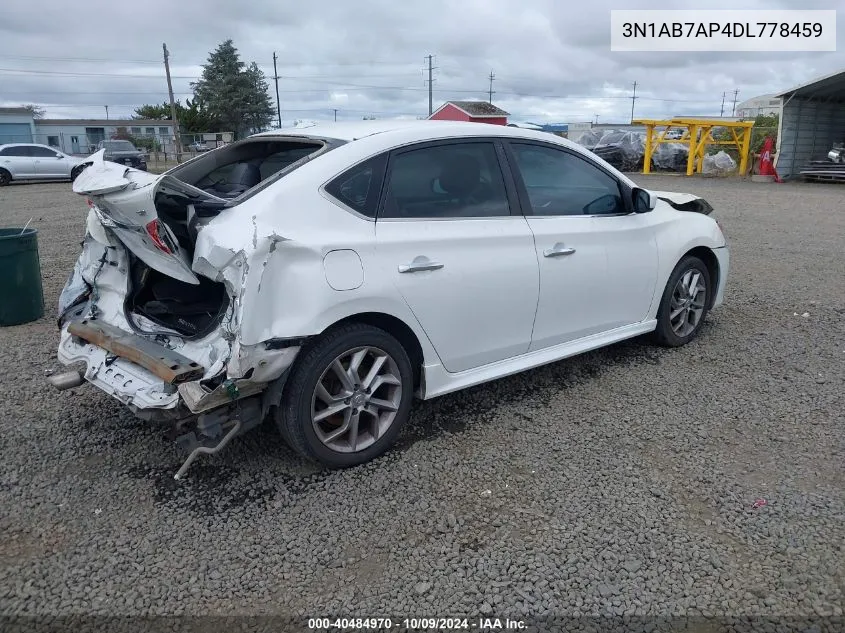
<box><xmin>145</xmin><ymin>219</ymin><xmax>175</xmax><ymax>254</ymax></box>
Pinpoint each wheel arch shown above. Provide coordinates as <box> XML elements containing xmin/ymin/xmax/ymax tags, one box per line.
<box><xmin>324</xmin><ymin>311</ymin><xmax>426</xmax><ymax>394</ymax></box>
<box><xmin>681</xmin><ymin>245</ymin><xmax>720</xmax><ymax>308</ymax></box>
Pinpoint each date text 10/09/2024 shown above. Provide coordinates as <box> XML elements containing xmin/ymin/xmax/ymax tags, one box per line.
<box><xmin>307</xmin><ymin>617</ymin><xmax>528</xmax><ymax>630</ymax></box>
<box><xmin>621</xmin><ymin>22</ymin><xmax>823</xmax><ymax>39</ymax></box>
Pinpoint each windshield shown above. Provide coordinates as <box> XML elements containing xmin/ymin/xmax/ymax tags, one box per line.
<box><xmin>103</xmin><ymin>141</ymin><xmax>136</xmax><ymax>151</ymax></box>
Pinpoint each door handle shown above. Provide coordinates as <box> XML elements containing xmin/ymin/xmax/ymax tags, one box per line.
<box><xmin>543</xmin><ymin>243</ymin><xmax>576</xmax><ymax>258</ymax></box>
<box><xmin>398</xmin><ymin>257</ymin><xmax>444</xmax><ymax>273</ymax></box>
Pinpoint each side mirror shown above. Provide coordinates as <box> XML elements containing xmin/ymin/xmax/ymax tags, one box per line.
<box><xmin>632</xmin><ymin>187</ymin><xmax>656</xmax><ymax>213</ymax></box>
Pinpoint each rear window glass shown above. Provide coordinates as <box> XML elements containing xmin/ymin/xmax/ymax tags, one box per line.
<box><xmin>170</xmin><ymin>138</ymin><xmax>326</xmax><ymax>201</ymax></box>
<box><xmin>103</xmin><ymin>141</ymin><xmax>136</xmax><ymax>151</ymax></box>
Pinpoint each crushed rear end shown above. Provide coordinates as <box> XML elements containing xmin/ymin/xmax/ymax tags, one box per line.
<box><xmin>51</xmin><ymin>138</ymin><xmax>333</xmax><ymax>477</ymax></box>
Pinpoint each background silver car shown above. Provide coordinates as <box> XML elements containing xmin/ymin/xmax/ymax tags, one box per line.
<box><xmin>0</xmin><ymin>143</ymin><xmax>87</xmax><ymax>186</ymax></box>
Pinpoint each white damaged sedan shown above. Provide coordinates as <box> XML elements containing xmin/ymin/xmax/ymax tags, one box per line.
<box><xmin>51</xmin><ymin>121</ymin><xmax>729</xmax><ymax>476</ymax></box>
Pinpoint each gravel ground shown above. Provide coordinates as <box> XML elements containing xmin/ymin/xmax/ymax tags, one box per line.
<box><xmin>1</xmin><ymin>176</ymin><xmax>843</xmax><ymax>628</ymax></box>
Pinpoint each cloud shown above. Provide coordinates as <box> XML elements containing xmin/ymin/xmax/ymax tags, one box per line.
<box><xmin>1</xmin><ymin>0</ymin><xmax>841</xmax><ymax>123</ymax></box>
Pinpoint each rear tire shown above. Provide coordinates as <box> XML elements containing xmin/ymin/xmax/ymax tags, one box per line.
<box><xmin>276</xmin><ymin>323</ymin><xmax>414</xmax><ymax>468</ymax></box>
<box><xmin>652</xmin><ymin>255</ymin><xmax>711</xmax><ymax>347</ymax></box>
<box><xmin>70</xmin><ymin>165</ymin><xmax>86</xmax><ymax>182</ymax></box>
<box><xmin>0</xmin><ymin>168</ymin><xmax>11</xmax><ymax>186</ymax></box>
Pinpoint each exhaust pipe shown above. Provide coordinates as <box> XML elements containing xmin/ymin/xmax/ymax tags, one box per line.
<box><xmin>47</xmin><ymin>370</ymin><xmax>85</xmax><ymax>391</ymax></box>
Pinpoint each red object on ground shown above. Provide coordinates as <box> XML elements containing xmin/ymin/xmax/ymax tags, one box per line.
<box><xmin>752</xmin><ymin>498</ymin><xmax>768</xmax><ymax>509</ymax></box>
<box><xmin>758</xmin><ymin>137</ymin><xmax>782</xmax><ymax>182</ymax></box>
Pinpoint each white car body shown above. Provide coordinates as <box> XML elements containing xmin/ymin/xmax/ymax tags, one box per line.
<box><xmin>53</xmin><ymin>121</ymin><xmax>728</xmax><ymax>474</ymax></box>
<box><xmin>0</xmin><ymin>143</ymin><xmax>86</xmax><ymax>184</ymax></box>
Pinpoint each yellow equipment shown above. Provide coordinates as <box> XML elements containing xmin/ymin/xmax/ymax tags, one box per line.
<box><xmin>634</xmin><ymin>118</ymin><xmax>754</xmax><ymax>176</ymax></box>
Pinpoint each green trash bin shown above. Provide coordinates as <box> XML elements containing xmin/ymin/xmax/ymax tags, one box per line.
<box><xmin>0</xmin><ymin>227</ymin><xmax>45</xmax><ymax>326</ymax></box>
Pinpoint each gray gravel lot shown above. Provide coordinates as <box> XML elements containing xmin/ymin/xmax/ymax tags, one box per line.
<box><xmin>0</xmin><ymin>176</ymin><xmax>843</xmax><ymax>626</ymax></box>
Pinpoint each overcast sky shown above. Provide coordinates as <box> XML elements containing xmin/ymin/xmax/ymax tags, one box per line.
<box><xmin>1</xmin><ymin>0</ymin><xmax>841</xmax><ymax>125</ymax></box>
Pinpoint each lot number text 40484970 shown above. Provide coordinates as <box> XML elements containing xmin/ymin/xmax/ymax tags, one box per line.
<box><xmin>307</xmin><ymin>617</ymin><xmax>527</xmax><ymax>630</ymax></box>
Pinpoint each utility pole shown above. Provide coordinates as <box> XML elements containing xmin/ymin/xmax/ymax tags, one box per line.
<box><xmin>488</xmin><ymin>70</ymin><xmax>495</xmax><ymax>104</ymax></box>
<box><xmin>594</xmin><ymin>114</ymin><xmax>599</xmax><ymax>124</ymax></box>
<box><xmin>426</xmin><ymin>54</ymin><xmax>436</xmax><ymax>116</ymax></box>
<box><xmin>629</xmin><ymin>81</ymin><xmax>638</xmax><ymax>123</ymax></box>
<box><xmin>731</xmin><ymin>89</ymin><xmax>740</xmax><ymax>116</ymax></box>
<box><xmin>333</xmin><ymin>108</ymin><xmax>338</xmax><ymax>122</ymax></box>
<box><xmin>162</xmin><ymin>43</ymin><xmax>182</xmax><ymax>162</ymax></box>
<box><xmin>104</xmin><ymin>105</ymin><xmax>109</xmax><ymax>120</ymax></box>
<box><xmin>272</xmin><ymin>52</ymin><xmax>282</xmax><ymax>128</ymax></box>
<box><xmin>720</xmin><ymin>92</ymin><xmax>726</xmax><ymax>117</ymax></box>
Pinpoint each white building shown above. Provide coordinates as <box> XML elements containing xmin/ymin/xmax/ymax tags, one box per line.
<box><xmin>735</xmin><ymin>94</ymin><xmax>781</xmax><ymax>119</ymax></box>
<box><xmin>0</xmin><ymin>107</ymin><xmax>38</xmax><ymax>143</ymax></box>
<box><xmin>34</xmin><ymin>119</ymin><xmax>176</xmax><ymax>154</ymax></box>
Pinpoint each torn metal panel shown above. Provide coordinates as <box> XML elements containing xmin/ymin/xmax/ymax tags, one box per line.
<box><xmin>178</xmin><ymin>378</ymin><xmax>267</xmax><ymax>414</ymax></box>
<box><xmin>75</xmin><ymin>151</ymin><xmax>228</xmax><ymax>285</ymax></box>
<box><xmin>67</xmin><ymin>319</ymin><xmax>205</xmax><ymax>384</ymax></box>
<box><xmin>225</xmin><ymin>341</ymin><xmax>300</xmax><ymax>382</ymax></box>
<box><xmin>57</xmin><ymin>328</ymin><xmax>181</xmax><ymax>410</ymax></box>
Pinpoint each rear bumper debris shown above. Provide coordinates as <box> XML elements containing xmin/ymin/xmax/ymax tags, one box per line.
<box><xmin>67</xmin><ymin>319</ymin><xmax>205</xmax><ymax>384</ymax></box>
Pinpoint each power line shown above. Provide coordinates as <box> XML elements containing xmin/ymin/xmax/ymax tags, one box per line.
<box><xmin>0</xmin><ymin>54</ymin><xmax>409</xmax><ymax>67</ymax></box>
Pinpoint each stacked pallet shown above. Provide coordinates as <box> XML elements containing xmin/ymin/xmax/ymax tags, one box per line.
<box><xmin>800</xmin><ymin>160</ymin><xmax>845</xmax><ymax>182</ymax></box>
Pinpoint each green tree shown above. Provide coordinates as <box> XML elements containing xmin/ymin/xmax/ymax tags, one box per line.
<box><xmin>242</xmin><ymin>62</ymin><xmax>275</xmax><ymax>134</ymax></box>
<box><xmin>133</xmin><ymin>99</ymin><xmax>217</xmax><ymax>134</ymax></box>
<box><xmin>750</xmin><ymin>112</ymin><xmax>779</xmax><ymax>153</ymax></box>
<box><xmin>133</xmin><ymin>102</ymin><xmax>171</xmax><ymax>119</ymax></box>
<box><xmin>22</xmin><ymin>104</ymin><xmax>45</xmax><ymax>119</ymax></box>
<box><xmin>191</xmin><ymin>40</ymin><xmax>274</xmax><ymax>138</ymax></box>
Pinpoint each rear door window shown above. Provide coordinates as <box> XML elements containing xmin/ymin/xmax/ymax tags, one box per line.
<box><xmin>381</xmin><ymin>142</ymin><xmax>510</xmax><ymax>219</ymax></box>
<box><xmin>0</xmin><ymin>145</ymin><xmax>31</xmax><ymax>156</ymax></box>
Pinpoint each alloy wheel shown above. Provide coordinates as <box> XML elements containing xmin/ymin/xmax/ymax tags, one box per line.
<box><xmin>310</xmin><ymin>346</ymin><xmax>403</xmax><ymax>453</ymax></box>
<box><xmin>669</xmin><ymin>269</ymin><xmax>707</xmax><ymax>337</ymax></box>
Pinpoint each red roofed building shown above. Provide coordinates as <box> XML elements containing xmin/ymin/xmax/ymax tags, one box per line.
<box><xmin>428</xmin><ymin>100</ymin><xmax>510</xmax><ymax>125</ymax></box>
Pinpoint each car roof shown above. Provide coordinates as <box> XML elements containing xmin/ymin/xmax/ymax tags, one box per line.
<box><xmin>251</xmin><ymin>119</ymin><xmax>575</xmax><ymax>146</ymax></box>
<box><xmin>0</xmin><ymin>142</ymin><xmax>59</xmax><ymax>149</ymax></box>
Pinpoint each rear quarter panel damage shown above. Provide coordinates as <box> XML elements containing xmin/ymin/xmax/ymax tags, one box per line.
<box><xmin>191</xmin><ymin>170</ymin><xmax>439</xmax><ymax>381</ymax></box>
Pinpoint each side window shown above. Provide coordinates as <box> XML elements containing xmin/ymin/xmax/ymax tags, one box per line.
<box><xmin>30</xmin><ymin>146</ymin><xmax>60</xmax><ymax>158</ymax></box>
<box><xmin>324</xmin><ymin>153</ymin><xmax>387</xmax><ymax>219</ymax></box>
<box><xmin>381</xmin><ymin>142</ymin><xmax>510</xmax><ymax>219</ymax></box>
<box><xmin>0</xmin><ymin>146</ymin><xmax>31</xmax><ymax>157</ymax></box>
<box><xmin>510</xmin><ymin>143</ymin><xmax>626</xmax><ymax>216</ymax></box>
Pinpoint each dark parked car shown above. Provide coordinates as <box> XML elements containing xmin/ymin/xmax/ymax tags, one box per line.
<box><xmin>96</xmin><ymin>140</ymin><xmax>148</xmax><ymax>170</ymax></box>
<box><xmin>573</xmin><ymin>129</ymin><xmax>689</xmax><ymax>173</ymax></box>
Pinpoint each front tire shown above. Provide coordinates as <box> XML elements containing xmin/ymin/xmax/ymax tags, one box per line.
<box><xmin>652</xmin><ymin>255</ymin><xmax>711</xmax><ymax>347</ymax></box>
<box><xmin>276</xmin><ymin>323</ymin><xmax>414</xmax><ymax>468</ymax></box>
<box><xmin>0</xmin><ymin>168</ymin><xmax>11</xmax><ymax>186</ymax></box>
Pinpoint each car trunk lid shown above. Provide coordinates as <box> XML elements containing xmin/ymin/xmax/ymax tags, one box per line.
<box><xmin>73</xmin><ymin>150</ymin><xmax>227</xmax><ymax>284</ymax></box>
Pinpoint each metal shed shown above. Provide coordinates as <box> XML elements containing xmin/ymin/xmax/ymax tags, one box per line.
<box><xmin>776</xmin><ymin>69</ymin><xmax>845</xmax><ymax>179</ymax></box>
